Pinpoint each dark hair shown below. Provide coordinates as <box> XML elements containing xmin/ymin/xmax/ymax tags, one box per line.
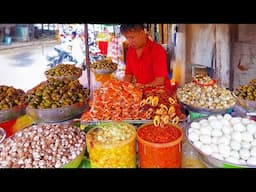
<box><xmin>120</xmin><ymin>24</ymin><xmax>145</xmax><ymax>34</ymax></box>
<box><xmin>72</xmin><ymin>31</ymin><xmax>77</xmax><ymax>37</ymax></box>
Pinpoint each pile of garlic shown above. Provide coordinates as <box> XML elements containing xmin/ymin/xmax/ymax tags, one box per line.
<box><xmin>188</xmin><ymin>114</ymin><xmax>256</xmax><ymax>166</ymax></box>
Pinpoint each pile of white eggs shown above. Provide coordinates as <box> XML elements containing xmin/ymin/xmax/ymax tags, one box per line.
<box><xmin>188</xmin><ymin>114</ymin><xmax>256</xmax><ymax>166</ymax></box>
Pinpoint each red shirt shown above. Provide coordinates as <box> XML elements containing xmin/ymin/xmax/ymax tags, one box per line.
<box><xmin>125</xmin><ymin>39</ymin><xmax>171</xmax><ymax>90</ymax></box>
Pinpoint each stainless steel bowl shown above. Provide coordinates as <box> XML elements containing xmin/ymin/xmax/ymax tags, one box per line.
<box><xmin>46</xmin><ymin>74</ymin><xmax>82</xmax><ymax>81</ymax></box>
<box><xmin>0</xmin><ymin>104</ymin><xmax>26</xmax><ymax>122</ymax></box>
<box><xmin>90</xmin><ymin>63</ymin><xmax>118</xmax><ymax>74</ymax></box>
<box><xmin>233</xmin><ymin>92</ymin><xmax>256</xmax><ymax>112</ymax></box>
<box><xmin>45</xmin><ymin>65</ymin><xmax>83</xmax><ymax>80</ymax></box>
<box><xmin>26</xmin><ymin>101</ymin><xmax>88</xmax><ymax>123</ymax></box>
<box><xmin>45</xmin><ymin>69</ymin><xmax>82</xmax><ymax>81</ymax></box>
<box><xmin>179</xmin><ymin>101</ymin><xmax>235</xmax><ymax>115</ymax></box>
<box><xmin>185</xmin><ymin>117</ymin><xmax>256</xmax><ymax>168</ymax></box>
<box><xmin>91</xmin><ymin>68</ymin><xmax>117</xmax><ymax>75</ymax></box>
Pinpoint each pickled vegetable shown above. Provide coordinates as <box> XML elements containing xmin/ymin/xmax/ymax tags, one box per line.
<box><xmin>27</xmin><ymin>79</ymin><xmax>89</xmax><ymax>109</ymax></box>
<box><xmin>234</xmin><ymin>83</ymin><xmax>256</xmax><ymax>101</ymax></box>
<box><xmin>45</xmin><ymin>64</ymin><xmax>82</xmax><ymax>79</ymax></box>
<box><xmin>0</xmin><ymin>86</ymin><xmax>26</xmax><ymax>110</ymax></box>
<box><xmin>86</xmin><ymin>122</ymin><xmax>137</xmax><ymax>168</ymax></box>
<box><xmin>90</xmin><ymin>59</ymin><xmax>117</xmax><ymax>71</ymax></box>
<box><xmin>137</xmin><ymin>123</ymin><xmax>183</xmax><ymax>168</ymax></box>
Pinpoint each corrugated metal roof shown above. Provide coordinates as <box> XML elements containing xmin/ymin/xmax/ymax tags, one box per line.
<box><xmin>0</xmin><ymin>24</ymin><xmax>17</xmax><ymax>28</ymax></box>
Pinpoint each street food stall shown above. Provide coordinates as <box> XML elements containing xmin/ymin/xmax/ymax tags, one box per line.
<box><xmin>1</xmin><ymin>24</ymin><xmax>256</xmax><ymax>168</ymax></box>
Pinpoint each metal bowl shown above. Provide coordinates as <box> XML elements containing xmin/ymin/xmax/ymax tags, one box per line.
<box><xmin>233</xmin><ymin>92</ymin><xmax>256</xmax><ymax>112</ymax></box>
<box><xmin>185</xmin><ymin>117</ymin><xmax>256</xmax><ymax>168</ymax></box>
<box><xmin>26</xmin><ymin>101</ymin><xmax>88</xmax><ymax>123</ymax></box>
<box><xmin>46</xmin><ymin>74</ymin><xmax>82</xmax><ymax>81</ymax></box>
<box><xmin>90</xmin><ymin>63</ymin><xmax>118</xmax><ymax>75</ymax></box>
<box><xmin>45</xmin><ymin>69</ymin><xmax>82</xmax><ymax>81</ymax></box>
<box><xmin>179</xmin><ymin>100</ymin><xmax>235</xmax><ymax>115</ymax></box>
<box><xmin>91</xmin><ymin>68</ymin><xmax>117</xmax><ymax>74</ymax></box>
<box><xmin>0</xmin><ymin>127</ymin><xmax>6</xmax><ymax>144</ymax></box>
<box><xmin>0</xmin><ymin>104</ymin><xmax>26</xmax><ymax>122</ymax></box>
<box><xmin>0</xmin><ymin>123</ymin><xmax>86</xmax><ymax>168</ymax></box>
<box><xmin>45</xmin><ymin>65</ymin><xmax>83</xmax><ymax>80</ymax></box>
<box><xmin>192</xmin><ymin>78</ymin><xmax>217</xmax><ymax>86</ymax></box>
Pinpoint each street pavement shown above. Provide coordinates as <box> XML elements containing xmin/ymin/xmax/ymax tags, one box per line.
<box><xmin>0</xmin><ymin>38</ymin><xmax>56</xmax><ymax>51</ymax></box>
<box><xmin>0</xmin><ymin>38</ymin><xmax>123</xmax><ymax>93</ymax></box>
<box><xmin>0</xmin><ymin>38</ymin><xmax>58</xmax><ymax>92</ymax></box>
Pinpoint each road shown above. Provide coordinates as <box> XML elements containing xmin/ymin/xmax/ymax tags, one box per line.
<box><xmin>0</xmin><ymin>41</ymin><xmax>124</xmax><ymax>93</ymax></box>
<box><xmin>0</xmin><ymin>42</ymin><xmax>57</xmax><ymax>92</ymax></box>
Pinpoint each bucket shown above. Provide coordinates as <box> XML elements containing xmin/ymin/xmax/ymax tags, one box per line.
<box><xmin>94</xmin><ymin>73</ymin><xmax>113</xmax><ymax>83</ymax></box>
<box><xmin>98</xmin><ymin>41</ymin><xmax>108</xmax><ymax>55</ymax></box>
<box><xmin>17</xmin><ymin>26</ymin><xmax>29</xmax><ymax>42</ymax></box>
<box><xmin>86</xmin><ymin>122</ymin><xmax>137</xmax><ymax>168</ymax></box>
<box><xmin>192</xmin><ymin>64</ymin><xmax>214</xmax><ymax>78</ymax></box>
<box><xmin>192</xmin><ymin>64</ymin><xmax>208</xmax><ymax>77</ymax></box>
<box><xmin>4</xmin><ymin>36</ymin><xmax>12</xmax><ymax>45</ymax></box>
<box><xmin>137</xmin><ymin>123</ymin><xmax>183</xmax><ymax>168</ymax></box>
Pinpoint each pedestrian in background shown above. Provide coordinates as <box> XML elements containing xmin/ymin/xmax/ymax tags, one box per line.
<box><xmin>71</xmin><ymin>31</ymin><xmax>85</xmax><ymax>68</ymax></box>
<box><xmin>111</xmin><ymin>32</ymin><xmax>126</xmax><ymax>66</ymax></box>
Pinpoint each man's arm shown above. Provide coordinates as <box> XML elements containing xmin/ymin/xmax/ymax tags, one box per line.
<box><xmin>150</xmin><ymin>43</ymin><xmax>169</xmax><ymax>88</ymax></box>
<box><xmin>145</xmin><ymin>77</ymin><xmax>165</xmax><ymax>87</ymax></box>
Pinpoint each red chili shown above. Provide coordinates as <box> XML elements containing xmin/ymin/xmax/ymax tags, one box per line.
<box><xmin>138</xmin><ymin>124</ymin><xmax>182</xmax><ymax>143</ymax></box>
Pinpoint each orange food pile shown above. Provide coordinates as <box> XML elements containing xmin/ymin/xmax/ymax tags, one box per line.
<box><xmin>81</xmin><ymin>79</ymin><xmax>143</xmax><ymax>121</ymax></box>
<box><xmin>138</xmin><ymin>86</ymin><xmax>186</xmax><ymax>124</ymax></box>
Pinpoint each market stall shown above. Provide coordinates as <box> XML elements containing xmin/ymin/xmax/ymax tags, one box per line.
<box><xmin>1</xmin><ymin>24</ymin><xmax>256</xmax><ymax>168</ymax></box>
<box><xmin>0</xmin><ymin>59</ymin><xmax>255</xmax><ymax>168</ymax></box>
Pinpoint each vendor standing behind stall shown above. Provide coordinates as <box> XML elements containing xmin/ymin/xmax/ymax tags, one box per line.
<box><xmin>120</xmin><ymin>24</ymin><xmax>171</xmax><ymax>90</ymax></box>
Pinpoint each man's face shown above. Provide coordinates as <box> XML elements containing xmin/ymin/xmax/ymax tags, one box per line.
<box><xmin>123</xmin><ymin>29</ymin><xmax>147</xmax><ymax>49</ymax></box>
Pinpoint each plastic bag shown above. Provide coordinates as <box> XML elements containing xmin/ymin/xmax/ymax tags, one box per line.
<box><xmin>182</xmin><ymin>137</ymin><xmax>206</xmax><ymax>168</ymax></box>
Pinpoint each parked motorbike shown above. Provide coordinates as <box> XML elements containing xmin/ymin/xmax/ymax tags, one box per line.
<box><xmin>89</xmin><ymin>44</ymin><xmax>105</xmax><ymax>63</ymax></box>
<box><xmin>47</xmin><ymin>35</ymin><xmax>105</xmax><ymax>69</ymax></box>
<box><xmin>46</xmin><ymin>45</ymin><xmax>77</xmax><ymax>68</ymax></box>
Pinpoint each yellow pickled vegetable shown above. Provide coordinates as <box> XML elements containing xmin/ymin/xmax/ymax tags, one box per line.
<box><xmin>86</xmin><ymin>122</ymin><xmax>137</xmax><ymax>168</ymax></box>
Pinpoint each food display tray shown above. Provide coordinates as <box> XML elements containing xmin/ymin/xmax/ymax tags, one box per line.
<box><xmin>90</xmin><ymin>68</ymin><xmax>117</xmax><ymax>75</ymax></box>
<box><xmin>0</xmin><ymin>104</ymin><xmax>26</xmax><ymax>122</ymax></box>
<box><xmin>233</xmin><ymin>92</ymin><xmax>256</xmax><ymax>113</ymax></box>
<box><xmin>26</xmin><ymin>101</ymin><xmax>88</xmax><ymax>123</ymax></box>
<box><xmin>180</xmin><ymin>101</ymin><xmax>234</xmax><ymax>115</ymax></box>
<box><xmin>81</xmin><ymin>119</ymin><xmax>153</xmax><ymax>126</ymax></box>
<box><xmin>46</xmin><ymin>74</ymin><xmax>82</xmax><ymax>81</ymax></box>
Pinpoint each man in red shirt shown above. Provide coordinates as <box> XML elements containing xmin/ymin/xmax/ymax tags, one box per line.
<box><xmin>120</xmin><ymin>24</ymin><xmax>171</xmax><ymax>90</ymax></box>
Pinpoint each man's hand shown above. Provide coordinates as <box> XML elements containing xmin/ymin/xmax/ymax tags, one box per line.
<box><xmin>151</xmin><ymin>77</ymin><xmax>165</xmax><ymax>87</ymax></box>
<box><xmin>123</xmin><ymin>74</ymin><xmax>133</xmax><ymax>82</ymax></box>
<box><xmin>135</xmin><ymin>83</ymin><xmax>145</xmax><ymax>89</ymax></box>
